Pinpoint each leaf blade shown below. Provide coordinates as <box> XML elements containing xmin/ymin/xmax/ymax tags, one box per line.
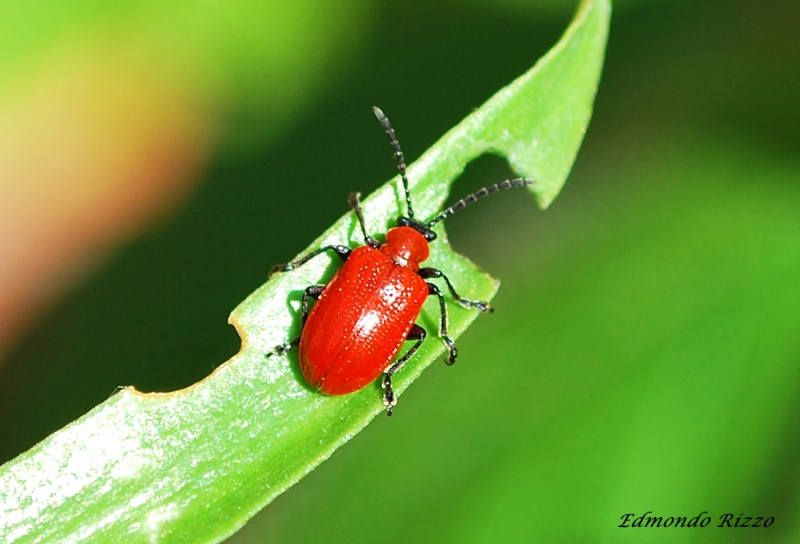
<box><xmin>0</xmin><ymin>1</ymin><xmax>611</xmax><ymax>542</ymax></box>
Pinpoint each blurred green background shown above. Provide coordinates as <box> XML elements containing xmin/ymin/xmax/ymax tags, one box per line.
<box><xmin>1</xmin><ymin>0</ymin><xmax>799</xmax><ymax>542</ymax></box>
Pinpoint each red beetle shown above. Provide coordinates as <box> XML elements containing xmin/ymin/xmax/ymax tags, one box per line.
<box><xmin>270</xmin><ymin>107</ymin><xmax>533</xmax><ymax>414</ymax></box>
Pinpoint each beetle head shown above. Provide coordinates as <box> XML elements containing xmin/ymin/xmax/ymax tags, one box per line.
<box><xmin>397</xmin><ymin>216</ymin><xmax>437</xmax><ymax>242</ymax></box>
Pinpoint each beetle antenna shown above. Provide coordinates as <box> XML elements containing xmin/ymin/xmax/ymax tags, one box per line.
<box><xmin>373</xmin><ymin>106</ymin><xmax>415</xmax><ymax>220</ymax></box>
<box><xmin>427</xmin><ymin>178</ymin><xmax>535</xmax><ymax>227</ymax></box>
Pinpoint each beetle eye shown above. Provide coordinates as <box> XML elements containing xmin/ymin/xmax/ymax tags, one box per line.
<box><xmin>425</xmin><ymin>230</ymin><xmax>437</xmax><ymax>242</ymax></box>
<box><xmin>397</xmin><ymin>216</ymin><xmax>410</xmax><ymax>227</ymax></box>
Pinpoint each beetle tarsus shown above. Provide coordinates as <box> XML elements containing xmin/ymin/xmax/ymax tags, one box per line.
<box><xmin>382</xmin><ymin>374</ymin><xmax>397</xmax><ymax>416</ymax></box>
<box><xmin>269</xmin><ymin>338</ymin><xmax>299</xmax><ymax>358</ymax></box>
<box><xmin>457</xmin><ymin>299</ymin><xmax>493</xmax><ymax>313</ymax></box>
<box><xmin>468</xmin><ymin>300</ymin><xmax>494</xmax><ymax>313</ymax></box>
<box><xmin>269</xmin><ymin>263</ymin><xmax>295</xmax><ymax>277</ymax></box>
<box><xmin>443</xmin><ymin>337</ymin><xmax>458</xmax><ymax>365</ymax></box>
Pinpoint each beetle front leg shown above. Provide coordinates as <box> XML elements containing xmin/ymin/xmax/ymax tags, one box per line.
<box><xmin>269</xmin><ymin>245</ymin><xmax>352</xmax><ymax>278</ymax></box>
<box><xmin>426</xmin><ymin>283</ymin><xmax>458</xmax><ymax>365</ymax></box>
<box><xmin>419</xmin><ymin>267</ymin><xmax>494</xmax><ymax>312</ymax></box>
<box><xmin>382</xmin><ymin>324</ymin><xmax>427</xmax><ymax>416</ymax></box>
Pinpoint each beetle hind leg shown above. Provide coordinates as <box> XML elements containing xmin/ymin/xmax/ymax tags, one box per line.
<box><xmin>426</xmin><ymin>282</ymin><xmax>459</xmax><ymax>365</ymax></box>
<box><xmin>266</xmin><ymin>284</ymin><xmax>325</xmax><ymax>359</ymax></box>
<box><xmin>269</xmin><ymin>337</ymin><xmax>299</xmax><ymax>358</ymax></box>
<box><xmin>301</xmin><ymin>284</ymin><xmax>325</xmax><ymax>326</ymax></box>
<box><xmin>382</xmin><ymin>324</ymin><xmax>427</xmax><ymax>416</ymax></box>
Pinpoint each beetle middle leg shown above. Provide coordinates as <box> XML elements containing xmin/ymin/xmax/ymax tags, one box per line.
<box><xmin>382</xmin><ymin>324</ymin><xmax>427</xmax><ymax>416</ymax></box>
<box><xmin>419</xmin><ymin>267</ymin><xmax>494</xmax><ymax>313</ymax></box>
<box><xmin>269</xmin><ymin>284</ymin><xmax>325</xmax><ymax>357</ymax></box>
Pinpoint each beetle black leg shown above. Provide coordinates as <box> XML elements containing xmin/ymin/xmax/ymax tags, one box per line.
<box><xmin>419</xmin><ymin>267</ymin><xmax>494</xmax><ymax>313</ymax></box>
<box><xmin>348</xmin><ymin>192</ymin><xmax>380</xmax><ymax>249</ymax></box>
<box><xmin>269</xmin><ymin>245</ymin><xmax>352</xmax><ymax>277</ymax></box>
<box><xmin>270</xmin><ymin>337</ymin><xmax>300</xmax><ymax>357</ymax></box>
<box><xmin>301</xmin><ymin>284</ymin><xmax>325</xmax><ymax>326</ymax></box>
<box><xmin>382</xmin><ymin>324</ymin><xmax>427</xmax><ymax>416</ymax></box>
<box><xmin>267</xmin><ymin>284</ymin><xmax>325</xmax><ymax>358</ymax></box>
<box><xmin>426</xmin><ymin>283</ymin><xmax>458</xmax><ymax>365</ymax></box>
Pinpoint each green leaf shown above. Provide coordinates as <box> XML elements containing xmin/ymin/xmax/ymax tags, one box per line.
<box><xmin>0</xmin><ymin>0</ymin><xmax>610</xmax><ymax>542</ymax></box>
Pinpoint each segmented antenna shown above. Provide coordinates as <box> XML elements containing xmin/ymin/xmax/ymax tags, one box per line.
<box><xmin>427</xmin><ymin>178</ymin><xmax>535</xmax><ymax>227</ymax></box>
<box><xmin>373</xmin><ymin>107</ymin><xmax>415</xmax><ymax>219</ymax></box>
